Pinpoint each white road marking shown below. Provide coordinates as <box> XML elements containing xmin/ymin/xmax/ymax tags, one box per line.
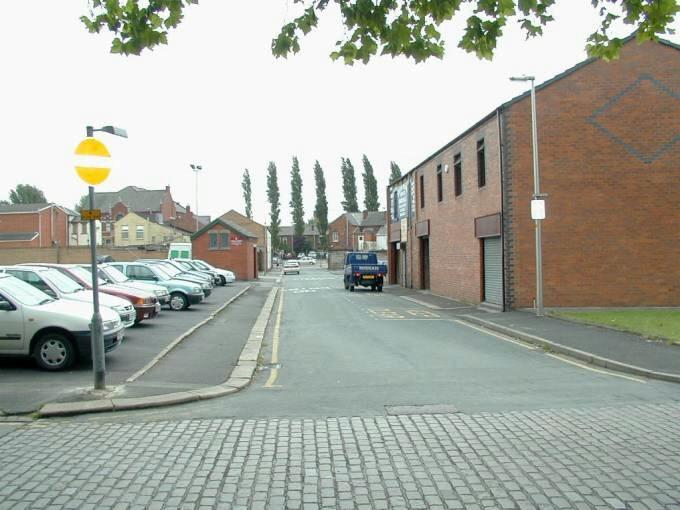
<box><xmin>545</xmin><ymin>353</ymin><xmax>646</xmax><ymax>383</ymax></box>
<box><xmin>400</xmin><ymin>296</ymin><xmax>473</xmax><ymax>310</ymax></box>
<box><xmin>454</xmin><ymin>320</ymin><xmax>536</xmax><ymax>350</ymax></box>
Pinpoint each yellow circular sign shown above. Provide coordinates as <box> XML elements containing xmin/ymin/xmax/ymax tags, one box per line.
<box><xmin>74</xmin><ymin>138</ymin><xmax>111</xmax><ymax>185</ymax></box>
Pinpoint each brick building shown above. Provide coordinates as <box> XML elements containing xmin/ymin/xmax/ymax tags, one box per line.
<box><xmin>327</xmin><ymin>211</ymin><xmax>387</xmax><ymax>269</ymax></box>
<box><xmin>220</xmin><ymin>210</ymin><xmax>271</xmax><ymax>271</ymax></box>
<box><xmin>278</xmin><ymin>224</ymin><xmax>321</xmax><ymax>253</ymax></box>
<box><xmin>0</xmin><ymin>204</ymin><xmax>71</xmax><ymax>249</ymax></box>
<box><xmin>92</xmin><ymin>186</ymin><xmax>207</xmax><ymax>245</ymax></box>
<box><xmin>191</xmin><ymin>218</ymin><xmax>258</xmax><ymax>280</ymax></box>
<box><xmin>388</xmin><ymin>37</ymin><xmax>680</xmax><ymax>310</ymax></box>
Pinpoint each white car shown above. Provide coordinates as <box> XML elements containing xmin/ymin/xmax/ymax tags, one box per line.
<box><xmin>283</xmin><ymin>261</ymin><xmax>300</xmax><ymax>275</ymax></box>
<box><xmin>2</xmin><ymin>266</ymin><xmax>137</xmax><ymax>328</ymax></box>
<box><xmin>0</xmin><ymin>273</ymin><xmax>124</xmax><ymax>371</ymax></box>
<box><xmin>190</xmin><ymin>259</ymin><xmax>236</xmax><ymax>284</ymax></box>
<box><xmin>298</xmin><ymin>256</ymin><xmax>316</xmax><ymax>265</ymax></box>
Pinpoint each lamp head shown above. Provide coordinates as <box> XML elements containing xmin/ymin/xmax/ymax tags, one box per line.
<box><xmin>509</xmin><ymin>75</ymin><xmax>535</xmax><ymax>82</ymax></box>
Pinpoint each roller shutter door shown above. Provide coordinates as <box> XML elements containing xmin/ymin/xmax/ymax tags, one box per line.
<box><xmin>483</xmin><ymin>237</ymin><xmax>503</xmax><ymax>306</ymax></box>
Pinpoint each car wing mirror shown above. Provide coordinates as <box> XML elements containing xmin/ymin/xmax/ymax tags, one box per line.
<box><xmin>0</xmin><ymin>301</ymin><xmax>13</xmax><ymax>311</ymax></box>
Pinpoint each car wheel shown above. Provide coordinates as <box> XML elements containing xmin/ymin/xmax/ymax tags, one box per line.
<box><xmin>170</xmin><ymin>292</ymin><xmax>189</xmax><ymax>311</ymax></box>
<box><xmin>378</xmin><ymin>286</ymin><xmax>383</xmax><ymax>292</ymax></box>
<box><xmin>350</xmin><ymin>284</ymin><xmax>355</xmax><ymax>292</ymax></box>
<box><xmin>371</xmin><ymin>285</ymin><xmax>376</xmax><ymax>292</ymax></box>
<box><xmin>34</xmin><ymin>333</ymin><xmax>75</xmax><ymax>371</ymax></box>
<box><xmin>219</xmin><ymin>276</ymin><xmax>227</xmax><ymax>286</ymax></box>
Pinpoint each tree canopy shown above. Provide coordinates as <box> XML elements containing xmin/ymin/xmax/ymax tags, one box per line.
<box><xmin>390</xmin><ymin>162</ymin><xmax>402</xmax><ymax>183</ymax></box>
<box><xmin>362</xmin><ymin>155</ymin><xmax>380</xmax><ymax>211</ymax></box>
<box><xmin>242</xmin><ymin>169</ymin><xmax>253</xmax><ymax>219</ymax></box>
<box><xmin>81</xmin><ymin>1</ymin><xmax>677</xmax><ymax>62</ymax></box>
<box><xmin>313</xmin><ymin>160</ymin><xmax>329</xmax><ymax>250</ymax></box>
<box><xmin>341</xmin><ymin>157</ymin><xmax>359</xmax><ymax>213</ymax></box>
<box><xmin>266</xmin><ymin>161</ymin><xmax>281</xmax><ymax>250</ymax></box>
<box><xmin>289</xmin><ymin>157</ymin><xmax>306</xmax><ymax>251</ymax></box>
<box><xmin>9</xmin><ymin>184</ymin><xmax>48</xmax><ymax>204</ymax></box>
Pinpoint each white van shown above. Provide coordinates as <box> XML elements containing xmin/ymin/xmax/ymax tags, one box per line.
<box><xmin>168</xmin><ymin>242</ymin><xmax>192</xmax><ymax>260</ymax></box>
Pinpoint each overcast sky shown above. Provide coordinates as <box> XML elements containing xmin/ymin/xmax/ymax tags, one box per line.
<box><xmin>1</xmin><ymin>2</ymin><xmax>676</xmax><ymax>225</ymax></box>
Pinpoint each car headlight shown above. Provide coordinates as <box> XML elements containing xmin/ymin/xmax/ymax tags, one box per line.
<box><xmin>112</xmin><ymin>304</ymin><xmax>127</xmax><ymax>313</ymax></box>
<box><xmin>192</xmin><ymin>287</ymin><xmax>202</xmax><ymax>293</ymax></box>
<box><xmin>154</xmin><ymin>290</ymin><xmax>165</xmax><ymax>297</ymax></box>
<box><xmin>103</xmin><ymin>319</ymin><xmax>120</xmax><ymax>332</ymax></box>
<box><xmin>201</xmin><ymin>283</ymin><xmax>210</xmax><ymax>289</ymax></box>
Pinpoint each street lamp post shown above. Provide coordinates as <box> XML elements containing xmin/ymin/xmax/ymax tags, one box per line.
<box><xmin>510</xmin><ymin>76</ymin><xmax>545</xmax><ymax>317</ymax></box>
<box><xmin>75</xmin><ymin>125</ymin><xmax>127</xmax><ymax>390</ymax></box>
<box><xmin>190</xmin><ymin>164</ymin><xmax>202</xmax><ymax>219</ymax></box>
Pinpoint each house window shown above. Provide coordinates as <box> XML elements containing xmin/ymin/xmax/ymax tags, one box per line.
<box><xmin>281</xmin><ymin>237</ymin><xmax>287</xmax><ymax>246</ymax></box>
<box><xmin>477</xmin><ymin>139</ymin><xmax>486</xmax><ymax>188</ymax></box>
<box><xmin>209</xmin><ymin>232</ymin><xmax>218</xmax><ymax>249</ymax></box>
<box><xmin>332</xmin><ymin>231</ymin><xmax>339</xmax><ymax>243</ymax></box>
<box><xmin>454</xmin><ymin>153</ymin><xmax>463</xmax><ymax>197</ymax></box>
<box><xmin>219</xmin><ymin>232</ymin><xmax>229</xmax><ymax>249</ymax></box>
<box><xmin>116</xmin><ymin>213</ymin><xmax>123</xmax><ymax>221</ymax></box>
<box><xmin>419</xmin><ymin>175</ymin><xmax>425</xmax><ymax>208</ymax></box>
<box><xmin>436</xmin><ymin>165</ymin><xmax>443</xmax><ymax>202</ymax></box>
<box><xmin>121</xmin><ymin>225</ymin><xmax>129</xmax><ymax>240</ymax></box>
<box><xmin>136</xmin><ymin>225</ymin><xmax>144</xmax><ymax>240</ymax></box>
<box><xmin>102</xmin><ymin>222</ymin><xmax>109</xmax><ymax>232</ymax></box>
<box><xmin>80</xmin><ymin>223</ymin><xmax>87</xmax><ymax>234</ymax></box>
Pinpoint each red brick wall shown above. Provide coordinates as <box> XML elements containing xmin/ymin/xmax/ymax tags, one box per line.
<box><xmin>0</xmin><ymin>212</ymin><xmax>40</xmax><ymax>248</ymax></box>
<box><xmin>505</xmin><ymin>40</ymin><xmax>680</xmax><ymax>307</ymax></box>
<box><xmin>328</xmin><ymin>216</ymin><xmax>350</xmax><ymax>251</ymax></box>
<box><xmin>192</xmin><ymin>224</ymin><xmax>257</xmax><ymax>280</ymax></box>
<box><xmin>412</xmin><ymin>117</ymin><xmax>502</xmax><ymax>303</ymax></box>
<box><xmin>110</xmin><ymin>202</ymin><xmax>129</xmax><ymax>221</ymax></box>
<box><xmin>160</xmin><ymin>189</ymin><xmax>176</xmax><ymax>222</ymax></box>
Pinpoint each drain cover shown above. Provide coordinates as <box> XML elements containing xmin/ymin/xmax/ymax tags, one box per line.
<box><xmin>385</xmin><ymin>404</ymin><xmax>459</xmax><ymax>415</ymax></box>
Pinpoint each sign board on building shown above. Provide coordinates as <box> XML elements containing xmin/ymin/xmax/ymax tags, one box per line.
<box><xmin>400</xmin><ymin>218</ymin><xmax>408</xmax><ymax>243</ymax></box>
<box><xmin>80</xmin><ymin>209</ymin><xmax>102</xmax><ymax>220</ymax></box>
<box><xmin>531</xmin><ymin>199</ymin><xmax>546</xmax><ymax>220</ymax></box>
<box><xmin>396</xmin><ymin>242</ymin><xmax>400</xmax><ymax>250</ymax></box>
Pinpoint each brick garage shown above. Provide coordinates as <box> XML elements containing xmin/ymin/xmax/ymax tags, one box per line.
<box><xmin>388</xmin><ymin>37</ymin><xmax>680</xmax><ymax>309</ymax></box>
<box><xmin>0</xmin><ymin>204</ymin><xmax>70</xmax><ymax>249</ymax></box>
<box><xmin>191</xmin><ymin>218</ymin><xmax>258</xmax><ymax>281</ymax></box>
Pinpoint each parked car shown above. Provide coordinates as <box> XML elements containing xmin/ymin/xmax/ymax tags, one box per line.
<box><xmin>298</xmin><ymin>256</ymin><xmax>316</xmax><ymax>265</ymax></box>
<box><xmin>28</xmin><ymin>263</ymin><xmax>160</xmax><ymax>324</ymax></box>
<box><xmin>111</xmin><ymin>262</ymin><xmax>205</xmax><ymax>311</ymax></box>
<box><xmin>307</xmin><ymin>251</ymin><xmax>317</xmax><ymax>259</ymax></box>
<box><xmin>3</xmin><ymin>265</ymin><xmax>136</xmax><ymax>327</ymax></box>
<box><xmin>137</xmin><ymin>259</ymin><xmax>213</xmax><ymax>296</ymax></box>
<box><xmin>83</xmin><ymin>263</ymin><xmax>171</xmax><ymax>307</ymax></box>
<box><xmin>343</xmin><ymin>252</ymin><xmax>387</xmax><ymax>292</ymax></box>
<box><xmin>171</xmin><ymin>259</ymin><xmax>222</xmax><ymax>286</ymax></box>
<box><xmin>283</xmin><ymin>260</ymin><xmax>300</xmax><ymax>275</ymax></box>
<box><xmin>0</xmin><ymin>273</ymin><xmax>123</xmax><ymax>370</ymax></box>
<box><xmin>189</xmin><ymin>259</ymin><xmax>236</xmax><ymax>285</ymax></box>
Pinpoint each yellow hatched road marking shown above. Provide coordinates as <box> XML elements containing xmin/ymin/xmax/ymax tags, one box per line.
<box><xmin>264</xmin><ymin>290</ymin><xmax>284</xmax><ymax>388</ymax></box>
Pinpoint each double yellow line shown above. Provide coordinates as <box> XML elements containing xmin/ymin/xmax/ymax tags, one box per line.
<box><xmin>264</xmin><ymin>291</ymin><xmax>284</xmax><ymax>388</ymax></box>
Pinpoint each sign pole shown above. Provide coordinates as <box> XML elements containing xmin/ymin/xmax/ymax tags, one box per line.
<box><xmin>88</xmin><ymin>185</ymin><xmax>105</xmax><ymax>389</ymax></box>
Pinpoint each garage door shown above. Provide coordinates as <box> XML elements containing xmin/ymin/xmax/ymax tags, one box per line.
<box><xmin>483</xmin><ymin>236</ymin><xmax>503</xmax><ymax>306</ymax></box>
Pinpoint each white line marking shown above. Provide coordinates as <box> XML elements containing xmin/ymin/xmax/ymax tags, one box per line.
<box><xmin>454</xmin><ymin>320</ymin><xmax>536</xmax><ymax>350</ymax></box>
<box><xmin>400</xmin><ymin>296</ymin><xmax>472</xmax><ymax>310</ymax></box>
<box><xmin>545</xmin><ymin>353</ymin><xmax>646</xmax><ymax>383</ymax></box>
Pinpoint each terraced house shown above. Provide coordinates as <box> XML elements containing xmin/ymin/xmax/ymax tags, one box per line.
<box><xmin>387</xmin><ymin>36</ymin><xmax>680</xmax><ymax>310</ymax></box>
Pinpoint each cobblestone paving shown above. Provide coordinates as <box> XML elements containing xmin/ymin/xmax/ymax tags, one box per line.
<box><xmin>1</xmin><ymin>404</ymin><xmax>679</xmax><ymax>509</ymax></box>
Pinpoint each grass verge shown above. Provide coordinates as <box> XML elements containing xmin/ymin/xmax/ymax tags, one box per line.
<box><xmin>552</xmin><ymin>310</ymin><xmax>680</xmax><ymax>344</ymax></box>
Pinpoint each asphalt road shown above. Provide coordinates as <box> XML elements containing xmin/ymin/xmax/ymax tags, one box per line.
<box><xmin>68</xmin><ymin>265</ymin><xmax>680</xmax><ymax>423</ymax></box>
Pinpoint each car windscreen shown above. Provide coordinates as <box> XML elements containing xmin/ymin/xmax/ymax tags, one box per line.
<box><xmin>70</xmin><ymin>266</ymin><xmax>107</xmax><ymax>286</ymax></box>
<box><xmin>193</xmin><ymin>260</ymin><xmax>211</xmax><ymax>270</ymax></box>
<box><xmin>151</xmin><ymin>265</ymin><xmax>172</xmax><ymax>280</ymax></box>
<box><xmin>157</xmin><ymin>263</ymin><xmax>181</xmax><ymax>276</ymax></box>
<box><xmin>101</xmin><ymin>265</ymin><xmax>129</xmax><ymax>284</ymax></box>
<box><xmin>43</xmin><ymin>269</ymin><xmax>85</xmax><ymax>294</ymax></box>
<box><xmin>0</xmin><ymin>276</ymin><xmax>53</xmax><ymax>306</ymax></box>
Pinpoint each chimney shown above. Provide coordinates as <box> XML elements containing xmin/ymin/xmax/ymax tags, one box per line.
<box><xmin>185</xmin><ymin>204</ymin><xmax>191</xmax><ymax>214</ymax></box>
<box><xmin>363</xmin><ymin>210</ymin><xmax>369</xmax><ymax>220</ymax></box>
<box><xmin>165</xmin><ymin>185</ymin><xmax>170</xmax><ymax>193</ymax></box>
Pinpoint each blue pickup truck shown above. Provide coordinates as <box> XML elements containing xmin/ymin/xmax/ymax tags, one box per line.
<box><xmin>343</xmin><ymin>252</ymin><xmax>387</xmax><ymax>292</ymax></box>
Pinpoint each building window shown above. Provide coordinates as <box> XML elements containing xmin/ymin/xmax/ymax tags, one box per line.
<box><xmin>436</xmin><ymin>165</ymin><xmax>443</xmax><ymax>202</ymax></box>
<box><xmin>454</xmin><ymin>153</ymin><xmax>463</xmax><ymax>197</ymax></box>
<box><xmin>121</xmin><ymin>225</ymin><xmax>129</xmax><ymax>240</ymax></box>
<box><xmin>332</xmin><ymin>231</ymin><xmax>339</xmax><ymax>243</ymax></box>
<box><xmin>219</xmin><ymin>232</ymin><xmax>229</xmax><ymax>249</ymax></box>
<box><xmin>419</xmin><ymin>175</ymin><xmax>425</xmax><ymax>208</ymax></box>
<box><xmin>477</xmin><ymin>139</ymin><xmax>486</xmax><ymax>188</ymax></box>
<box><xmin>80</xmin><ymin>222</ymin><xmax>87</xmax><ymax>234</ymax></box>
<box><xmin>209</xmin><ymin>232</ymin><xmax>218</xmax><ymax>249</ymax></box>
<box><xmin>103</xmin><ymin>222</ymin><xmax>109</xmax><ymax>232</ymax></box>
<box><xmin>136</xmin><ymin>225</ymin><xmax>144</xmax><ymax>240</ymax></box>
<box><xmin>116</xmin><ymin>213</ymin><xmax>123</xmax><ymax>221</ymax></box>
<box><xmin>392</xmin><ymin>191</ymin><xmax>399</xmax><ymax>220</ymax></box>
<box><xmin>281</xmin><ymin>237</ymin><xmax>287</xmax><ymax>246</ymax></box>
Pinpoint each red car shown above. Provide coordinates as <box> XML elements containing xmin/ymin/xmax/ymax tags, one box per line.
<box><xmin>28</xmin><ymin>263</ymin><xmax>160</xmax><ymax>324</ymax></box>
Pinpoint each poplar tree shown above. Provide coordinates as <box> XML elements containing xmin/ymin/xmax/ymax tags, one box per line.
<box><xmin>241</xmin><ymin>169</ymin><xmax>252</xmax><ymax>219</ymax></box>
<box><xmin>390</xmin><ymin>161</ymin><xmax>402</xmax><ymax>183</ymax></box>
<box><xmin>341</xmin><ymin>157</ymin><xmax>359</xmax><ymax>213</ymax></box>
<box><xmin>289</xmin><ymin>156</ymin><xmax>305</xmax><ymax>253</ymax></box>
<box><xmin>313</xmin><ymin>160</ymin><xmax>329</xmax><ymax>250</ymax></box>
<box><xmin>266</xmin><ymin>162</ymin><xmax>281</xmax><ymax>251</ymax></box>
<box><xmin>362</xmin><ymin>155</ymin><xmax>380</xmax><ymax>211</ymax></box>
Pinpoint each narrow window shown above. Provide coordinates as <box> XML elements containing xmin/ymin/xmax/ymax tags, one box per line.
<box><xmin>121</xmin><ymin>225</ymin><xmax>129</xmax><ymax>240</ymax></box>
<box><xmin>219</xmin><ymin>232</ymin><xmax>229</xmax><ymax>249</ymax></box>
<box><xmin>209</xmin><ymin>232</ymin><xmax>218</xmax><ymax>249</ymax></box>
<box><xmin>392</xmin><ymin>191</ymin><xmax>399</xmax><ymax>220</ymax></box>
<box><xmin>80</xmin><ymin>223</ymin><xmax>87</xmax><ymax>234</ymax></box>
<box><xmin>332</xmin><ymin>231</ymin><xmax>339</xmax><ymax>243</ymax></box>
<box><xmin>477</xmin><ymin>139</ymin><xmax>486</xmax><ymax>188</ymax></box>
<box><xmin>454</xmin><ymin>153</ymin><xmax>463</xmax><ymax>197</ymax></box>
<box><xmin>136</xmin><ymin>225</ymin><xmax>144</xmax><ymax>240</ymax></box>
<box><xmin>436</xmin><ymin>165</ymin><xmax>443</xmax><ymax>202</ymax></box>
<box><xmin>419</xmin><ymin>175</ymin><xmax>425</xmax><ymax>208</ymax></box>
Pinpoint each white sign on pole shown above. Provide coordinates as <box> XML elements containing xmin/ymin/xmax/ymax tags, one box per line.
<box><xmin>531</xmin><ymin>199</ymin><xmax>546</xmax><ymax>220</ymax></box>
